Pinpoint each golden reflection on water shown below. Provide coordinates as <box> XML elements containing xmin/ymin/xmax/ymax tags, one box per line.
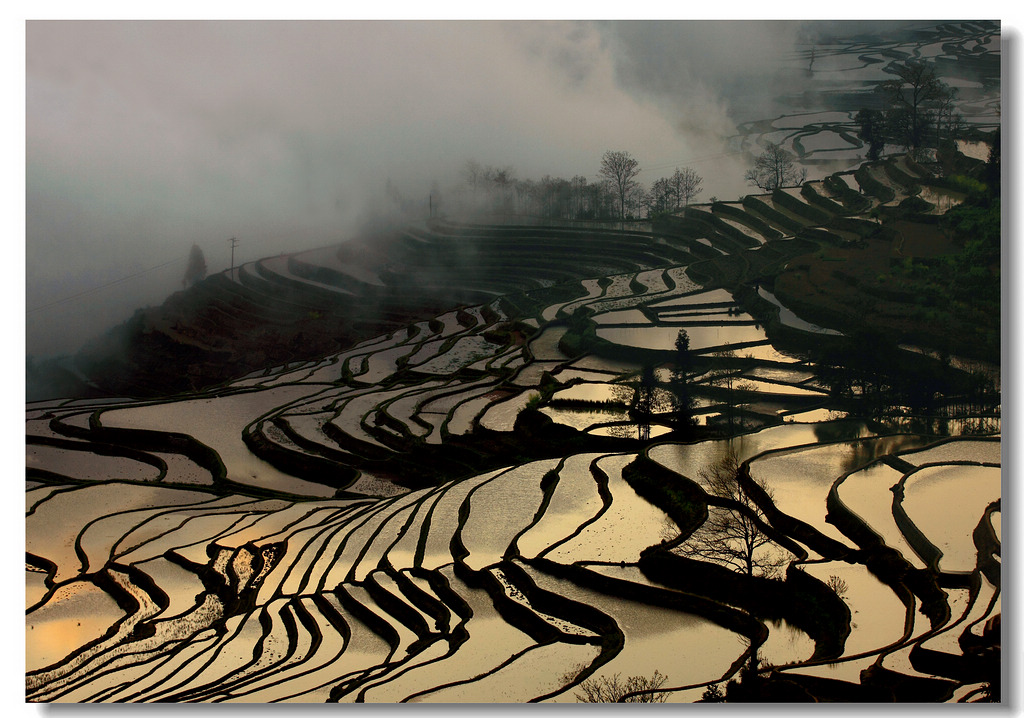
<box><xmin>27</xmin><ymin>580</ymin><xmax>124</xmax><ymax>673</ymax></box>
<box><xmin>901</xmin><ymin>464</ymin><xmax>1001</xmax><ymax>573</ymax></box>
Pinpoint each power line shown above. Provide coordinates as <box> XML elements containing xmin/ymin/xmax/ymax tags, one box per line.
<box><xmin>639</xmin><ymin>150</ymin><xmax>747</xmax><ymax>174</ymax></box>
<box><xmin>27</xmin><ymin>255</ymin><xmax>186</xmax><ymax>315</ymax></box>
<box><xmin>589</xmin><ymin>149</ymin><xmax>748</xmax><ymax>182</ymax></box>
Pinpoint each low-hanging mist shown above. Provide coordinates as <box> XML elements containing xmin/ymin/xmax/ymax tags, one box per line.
<box><xmin>25</xmin><ymin>19</ymin><xmax>932</xmax><ymax>358</ymax></box>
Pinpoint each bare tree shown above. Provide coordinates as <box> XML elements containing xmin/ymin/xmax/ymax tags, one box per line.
<box><xmin>674</xmin><ymin>452</ymin><xmax>787</xmax><ymax>577</ymax></box>
<box><xmin>648</xmin><ymin>176</ymin><xmax>674</xmax><ymax>215</ymax></box>
<box><xmin>827</xmin><ymin>575</ymin><xmax>849</xmax><ymax>600</ymax></box>
<box><xmin>671</xmin><ymin>167</ymin><xmax>704</xmax><ymax>207</ymax></box>
<box><xmin>462</xmin><ymin>160</ymin><xmax>485</xmax><ymax>195</ymax></box>
<box><xmin>599</xmin><ymin>150</ymin><xmax>641</xmax><ymax>220</ymax></box>
<box><xmin>744</xmin><ymin>142</ymin><xmax>806</xmax><ymax>192</ymax></box>
<box><xmin>573</xmin><ymin>671</ymin><xmax>670</xmax><ymax>703</ymax></box>
<box><xmin>490</xmin><ymin>166</ymin><xmax>516</xmax><ymax>215</ymax></box>
<box><xmin>569</xmin><ymin>174</ymin><xmax>589</xmax><ymax>219</ymax></box>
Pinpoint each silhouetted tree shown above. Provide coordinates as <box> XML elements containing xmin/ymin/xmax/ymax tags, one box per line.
<box><xmin>855</xmin><ymin>108</ymin><xmax>886</xmax><ymax>160</ymax></box>
<box><xmin>985</xmin><ymin>127</ymin><xmax>1000</xmax><ymax>196</ymax></box>
<box><xmin>599</xmin><ymin>150</ymin><xmax>642</xmax><ymax>220</ymax></box>
<box><xmin>877</xmin><ymin>60</ymin><xmax>957</xmax><ymax>150</ymax></box>
<box><xmin>648</xmin><ymin>177</ymin><xmax>675</xmax><ymax>216</ymax></box>
<box><xmin>183</xmin><ymin>244</ymin><xmax>207</xmax><ymax>287</ymax></box>
<box><xmin>676</xmin><ymin>452</ymin><xmax>787</xmax><ymax>578</ymax></box>
<box><xmin>745</xmin><ymin>142</ymin><xmax>805</xmax><ymax>191</ymax></box>
<box><xmin>649</xmin><ymin>167</ymin><xmax>703</xmax><ymax>214</ymax></box>
<box><xmin>670</xmin><ymin>329</ymin><xmax>698</xmax><ymax>431</ymax></box>
<box><xmin>633</xmin><ymin>363</ymin><xmax>660</xmax><ymax>441</ymax></box>
<box><xmin>463</xmin><ymin>159</ymin><xmax>485</xmax><ymax>195</ymax></box>
<box><xmin>574</xmin><ymin>671</ymin><xmax>670</xmax><ymax>703</ymax></box>
<box><xmin>672</xmin><ymin>167</ymin><xmax>704</xmax><ymax>206</ymax></box>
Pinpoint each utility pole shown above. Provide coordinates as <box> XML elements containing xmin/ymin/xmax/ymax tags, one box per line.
<box><xmin>228</xmin><ymin>237</ymin><xmax>239</xmax><ymax>278</ymax></box>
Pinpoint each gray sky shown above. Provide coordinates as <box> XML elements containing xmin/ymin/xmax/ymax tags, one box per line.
<box><xmin>19</xmin><ymin>19</ymin><xmax>919</xmax><ymax>356</ymax></box>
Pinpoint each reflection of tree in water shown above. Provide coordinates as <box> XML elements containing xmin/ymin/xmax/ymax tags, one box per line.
<box><xmin>670</xmin><ymin>452</ymin><xmax>789</xmax><ymax>578</ymax></box>
<box><xmin>836</xmin><ymin>434</ymin><xmax>932</xmax><ymax>476</ymax></box>
<box><xmin>613</xmin><ymin>364</ymin><xmax>673</xmax><ymax>441</ymax></box>
<box><xmin>605</xmin><ymin>422</ymin><xmax>640</xmax><ymax>440</ymax></box>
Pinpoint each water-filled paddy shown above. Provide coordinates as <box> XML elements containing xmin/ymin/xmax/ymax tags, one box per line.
<box><xmin>798</xmin><ymin>130</ymin><xmax>857</xmax><ymax>154</ymax></box>
<box><xmin>102</xmin><ymin>387</ymin><xmax>334</xmax><ymax>497</ymax></box>
<box><xmin>792</xmin><ymin>562</ymin><xmax>909</xmax><ymax>681</ymax></box>
<box><xmin>589</xmin><ymin>423</ymin><xmax>673</xmax><ymax>439</ymax></box>
<box><xmin>521</xmin><ymin>563</ymin><xmax>748</xmax><ymax>698</ymax></box>
<box><xmin>479</xmin><ymin>390</ymin><xmax>540</xmax><ymax>431</ymax></box>
<box><xmin>648</xmin><ymin>288</ymin><xmax>735</xmax><ymax>310</ymax></box>
<box><xmin>597</xmin><ymin>324</ymin><xmax>770</xmax><ymax>353</ymax></box>
<box><xmin>27</xmin><ymin>580</ymin><xmax>127</xmax><ymax>672</ymax></box>
<box><xmin>917</xmin><ymin>186</ymin><xmax>965</xmax><ymax>212</ymax></box>
<box><xmin>545</xmin><ymin>454</ymin><xmax>669</xmax><ymax>564</ymax></box>
<box><xmin>747</xmin><ymin>435</ymin><xmax>932</xmax><ymax>544</ymax></box>
<box><xmin>459</xmin><ymin>460</ymin><xmax>557</xmax><ymax>571</ymax></box>
<box><xmin>540</xmin><ymin>406</ymin><xmax>629</xmax><ymax>431</ymax></box>
<box><xmin>445</xmin><ymin>392</ymin><xmax>508</xmax><ymax>435</ymax></box>
<box><xmin>414</xmin><ymin>335</ymin><xmax>503</xmax><ymax>374</ymax></box>
<box><xmin>758</xmin><ymin>288</ymin><xmax>843</xmax><ymax>335</ymax></box>
<box><xmin>649</xmin><ymin>422</ymin><xmax>871</xmax><ymax>480</ymax></box>
<box><xmin>900</xmin><ymin>463</ymin><xmax>1001</xmax><ymax>573</ymax></box>
<box><xmin>528</xmin><ymin>326</ymin><xmax>573</xmax><ymax>361</ymax></box>
<box><xmin>835</xmin><ymin>463</ymin><xmax>926</xmax><ymax>568</ymax></box>
<box><xmin>719</xmin><ymin>378</ymin><xmax>827</xmax><ymax>397</ymax></box>
<box><xmin>517</xmin><ymin>454</ymin><xmax>604</xmax><ymax>559</ymax></box>
<box><xmin>27</xmin><ymin>444</ymin><xmax>162</xmax><ymax>483</ymax></box>
<box><xmin>592</xmin><ymin>309</ymin><xmax>650</xmax><ymax>325</ymax></box>
<box><xmin>899</xmin><ymin>439</ymin><xmax>1000</xmax><ymax>467</ymax></box>
<box><xmin>551</xmin><ymin>382</ymin><xmax>623</xmax><ymax>404</ymax></box>
<box><xmin>744</xmin><ymin>366</ymin><xmax>816</xmax><ymax>384</ymax></box>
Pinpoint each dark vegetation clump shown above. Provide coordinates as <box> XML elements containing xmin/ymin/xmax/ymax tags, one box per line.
<box><xmin>573</xmin><ymin>670</ymin><xmax>670</xmax><ymax>703</ymax></box>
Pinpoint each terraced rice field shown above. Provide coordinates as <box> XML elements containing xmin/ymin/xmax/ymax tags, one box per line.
<box><xmin>26</xmin><ymin>20</ymin><xmax>1001</xmax><ymax>700</ymax></box>
<box><xmin>27</xmin><ymin>207</ymin><xmax>1000</xmax><ymax>703</ymax></box>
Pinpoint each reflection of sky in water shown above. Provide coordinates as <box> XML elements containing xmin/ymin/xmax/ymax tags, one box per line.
<box><xmin>649</xmin><ymin>421</ymin><xmax>871</xmax><ymax>479</ymax></box>
<box><xmin>460</xmin><ymin>460</ymin><xmax>557</xmax><ymax>571</ymax></box>
<box><xmin>795</xmin><ymin>562</ymin><xmax>908</xmax><ymax>681</ymax></box>
<box><xmin>797</xmin><ymin>131</ymin><xmax>857</xmax><ymax>153</ymax></box>
<box><xmin>540</xmin><ymin>406</ymin><xmax>628</xmax><ymax>431</ymax></box>
<box><xmin>27</xmin><ymin>580</ymin><xmax>126</xmax><ymax>672</ymax></box>
<box><xmin>479</xmin><ymin>390</ymin><xmax>540</xmax><ymax>432</ymax></box>
<box><xmin>102</xmin><ymin>386</ymin><xmax>333</xmax><ymax>497</ymax></box>
<box><xmin>522</xmin><ymin>563</ymin><xmax>747</xmax><ymax>694</ymax></box>
<box><xmin>648</xmin><ymin>288</ymin><xmax>734</xmax><ymax>310</ymax></box>
<box><xmin>748</xmin><ymin>435</ymin><xmax>932</xmax><ymax>543</ymax></box>
<box><xmin>419</xmin><ymin>468</ymin><xmax>506</xmax><ymax>571</ymax></box>
<box><xmin>27</xmin><ymin>444</ymin><xmax>162</xmax><ymax>482</ymax></box>
<box><xmin>403</xmin><ymin>565</ymin><xmax>538</xmax><ymax>702</ymax></box>
<box><xmin>552</xmin><ymin>382</ymin><xmax>622</xmax><ymax>403</ymax></box>
<box><xmin>899</xmin><ymin>439</ymin><xmax>1000</xmax><ymax>466</ymax></box>
<box><xmin>589</xmin><ymin>423</ymin><xmax>673</xmax><ymax>440</ymax></box>
<box><xmin>592</xmin><ymin>308</ymin><xmax>649</xmax><ymax>325</ymax></box>
<box><xmin>546</xmin><ymin>454</ymin><xmax>667</xmax><ymax>564</ymax></box>
<box><xmin>598</xmin><ymin>324</ymin><xmax>769</xmax><ymax>352</ymax></box>
<box><xmin>29</xmin><ymin>483</ymin><xmax>218</xmax><ymax>584</ymax></box>
<box><xmin>759</xmin><ymin>617</ymin><xmax>816</xmax><ymax>668</ymax></box>
<box><xmin>901</xmin><ymin>464</ymin><xmax>1001</xmax><ymax>573</ymax></box>
<box><xmin>518</xmin><ymin>453</ymin><xmax>604</xmax><ymax>560</ymax></box>
<box><xmin>837</xmin><ymin>463</ymin><xmax>926</xmax><ymax>568</ymax></box>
